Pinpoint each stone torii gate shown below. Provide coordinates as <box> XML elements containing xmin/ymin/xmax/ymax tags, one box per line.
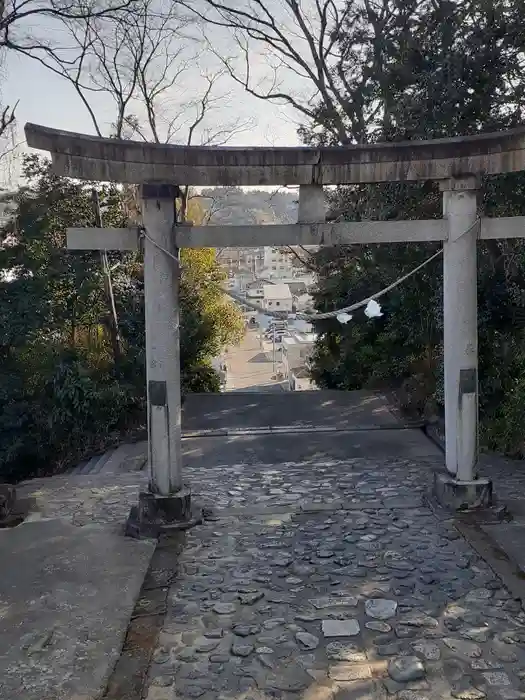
<box><xmin>25</xmin><ymin>122</ymin><xmax>525</xmax><ymax>532</ymax></box>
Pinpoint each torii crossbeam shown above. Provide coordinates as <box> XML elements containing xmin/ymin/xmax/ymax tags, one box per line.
<box><xmin>25</xmin><ymin>122</ymin><xmax>525</xmax><ymax>532</ymax></box>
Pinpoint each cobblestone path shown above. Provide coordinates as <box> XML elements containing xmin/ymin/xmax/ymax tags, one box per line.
<box><xmin>144</xmin><ymin>457</ymin><xmax>525</xmax><ymax>700</ymax></box>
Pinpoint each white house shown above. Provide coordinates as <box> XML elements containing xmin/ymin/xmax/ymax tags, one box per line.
<box><xmin>262</xmin><ymin>283</ymin><xmax>293</xmax><ymax>312</ymax></box>
<box><xmin>281</xmin><ymin>331</ymin><xmax>317</xmax><ymax>389</ymax></box>
<box><xmin>289</xmin><ymin>366</ymin><xmax>318</xmax><ymax>391</ymax></box>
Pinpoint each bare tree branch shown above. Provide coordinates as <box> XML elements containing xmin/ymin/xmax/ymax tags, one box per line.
<box><xmin>0</xmin><ymin>0</ymin><xmax>142</xmax><ymax>51</ymax></box>
<box><xmin>0</xmin><ymin>102</ymin><xmax>16</xmax><ymax>140</ymax></box>
<box><xmin>183</xmin><ymin>0</ymin><xmax>355</xmax><ymax>143</ymax></box>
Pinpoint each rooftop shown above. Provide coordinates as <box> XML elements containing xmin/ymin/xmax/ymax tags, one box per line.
<box><xmin>283</xmin><ymin>332</ymin><xmax>317</xmax><ymax>346</ymax></box>
<box><xmin>263</xmin><ymin>283</ymin><xmax>293</xmax><ymax>300</ymax></box>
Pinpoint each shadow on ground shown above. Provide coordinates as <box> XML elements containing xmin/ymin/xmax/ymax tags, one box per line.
<box><xmin>247</xmin><ymin>352</ymin><xmax>271</xmax><ymax>364</ymax></box>
<box><xmin>183</xmin><ymin>390</ymin><xmax>401</xmax><ymax>431</ymax></box>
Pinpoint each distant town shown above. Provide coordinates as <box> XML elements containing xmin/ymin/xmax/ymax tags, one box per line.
<box><xmin>218</xmin><ymin>245</ymin><xmax>318</xmax><ymax>391</ymax></box>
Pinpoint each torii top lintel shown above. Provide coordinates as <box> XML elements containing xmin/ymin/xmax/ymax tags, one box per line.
<box><xmin>25</xmin><ymin>122</ymin><xmax>525</xmax><ymax>187</ymax></box>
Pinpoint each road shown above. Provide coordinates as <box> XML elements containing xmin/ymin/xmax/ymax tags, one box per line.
<box><xmin>224</xmin><ymin>329</ymin><xmax>287</xmax><ymax>392</ymax></box>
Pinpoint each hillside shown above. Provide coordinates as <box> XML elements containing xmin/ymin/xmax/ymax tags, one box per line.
<box><xmin>199</xmin><ymin>187</ymin><xmax>298</xmax><ymax>225</ymax></box>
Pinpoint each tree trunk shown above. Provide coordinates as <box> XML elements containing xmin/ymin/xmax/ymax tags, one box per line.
<box><xmin>92</xmin><ymin>189</ymin><xmax>122</xmax><ymax>365</ymax></box>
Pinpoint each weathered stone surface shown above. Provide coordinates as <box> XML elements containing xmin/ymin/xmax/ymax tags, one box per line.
<box><xmin>152</xmin><ymin>647</ymin><xmax>170</xmax><ymax>664</ymax></box>
<box><xmin>322</xmin><ymin>619</ymin><xmax>361</xmax><ymax>637</ymax></box>
<box><xmin>296</xmin><ymin>632</ymin><xmax>319</xmax><ymax>650</ymax></box>
<box><xmin>265</xmin><ymin>664</ymin><xmax>312</xmax><ymax>692</ymax></box>
<box><xmin>274</xmin><ymin>554</ymin><xmax>293</xmax><ymax>566</ymax></box>
<box><xmin>366</xmin><ymin>621</ymin><xmax>392</xmax><ymax>632</ymax></box>
<box><xmin>397</xmin><ymin>692</ymin><xmax>430</xmax><ymax>700</ymax></box>
<box><xmin>388</xmin><ymin>656</ymin><xmax>426</xmax><ymax>683</ymax></box>
<box><xmin>465</xmin><ymin>589</ymin><xmax>492</xmax><ymax>603</ymax></box>
<box><xmin>328</xmin><ymin>663</ymin><xmax>371</xmax><ymax>681</ymax></box>
<box><xmin>413</xmin><ymin>641</ymin><xmax>441</xmax><ymax>661</ymax></box>
<box><xmin>239</xmin><ymin>591</ymin><xmax>264</xmax><ymax>605</ymax></box>
<box><xmin>452</xmin><ymin>689</ymin><xmax>486</xmax><ymax>700</ymax></box>
<box><xmin>213</xmin><ymin>602</ymin><xmax>236</xmax><ymax>615</ymax></box>
<box><xmin>378</xmin><ymin>642</ymin><xmax>402</xmax><ymax>656</ymax></box>
<box><xmin>400</xmin><ymin>614</ymin><xmax>439</xmax><ymax>628</ymax></box>
<box><xmin>497</xmin><ymin>690</ymin><xmax>525</xmax><ymax>700</ymax></box>
<box><xmin>443</xmin><ymin>638</ymin><xmax>482</xmax><ymax>658</ymax></box>
<box><xmin>27</xmin><ymin>121</ymin><xmax>525</xmax><ymax>188</ymax></box>
<box><xmin>263</xmin><ymin>618</ymin><xmax>285</xmax><ymax>630</ymax></box>
<box><xmin>471</xmin><ymin>659</ymin><xmax>503</xmax><ymax>671</ymax></box>
<box><xmin>326</xmin><ymin>641</ymin><xmax>367</xmax><ymax>662</ymax></box>
<box><xmin>491</xmin><ymin>641</ymin><xmax>518</xmax><ymax>663</ymax></box>
<box><xmin>482</xmin><ymin>672</ymin><xmax>511</xmax><ymax>686</ymax></box>
<box><xmin>231</xmin><ymin>641</ymin><xmax>254</xmax><ymax>657</ymax></box>
<box><xmin>365</xmin><ymin>599</ymin><xmax>398</xmax><ymax>620</ymax></box>
<box><xmin>193</xmin><ymin>636</ymin><xmax>220</xmax><ymax>653</ymax></box>
<box><xmin>291</xmin><ymin>562</ymin><xmax>315</xmax><ymax>576</ymax></box>
<box><xmin>178</xmin><ymin>681</ymin><xmax>212</xmax><ymax>698</ymax></box>
<box><xmin>460</xmin><ymin>627</ymin><xmax>491</xmax><ymax>643</ymax></box>
<box><xmin>311</xmin><ymin>596</ymin><xmax>358</xmax><ymax>609</ymax></box>
<box><xmin>233</xmin><ymin>623</ymin><xmax>260</xmax><ymax>637</ymax></box>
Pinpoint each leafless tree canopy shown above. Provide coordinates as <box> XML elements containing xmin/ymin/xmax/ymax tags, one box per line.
<box><xmin>9</xmin><ymin>0</ymin><xmax>253</xmax><ymax>148</ymax></box>
<box><xmin>0</xmin><ymin>0</ymin><xmax>140</xmax><ymax>51</ymax></box>
<box><xmin>0</xmin><ymin>0</ymin><xmax>142</xmax><ymax>160</ymax></box>
<box><xmin>182</xmin><ymin>0</ymin><xmax>525</xmax><ymax>147</ymax></box>
<box><xmin>182</xmin><ymin>0</ymin><xmax>357</xmax><ymax>144</ymax></box>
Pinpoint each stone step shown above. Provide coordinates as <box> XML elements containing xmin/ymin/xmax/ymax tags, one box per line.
<box><xmin>70</xmin><ymin>449</ymin><xmax>114</xmax><ymax>475</ymax></box>
<box><xmin>89</xmin><ymin>449</ymin><xmax>116</xmax><ymax>474</ymax></box>
<box><xmin>73</xmin><ymin>459</ymin><xmax>89</xmax><ymax>474</ymax></box>
<box><xmin>69</xmin><ymin>442</ymin><xmax>147</xmax><ymax>476</ymax></box>
<box><xmin>101</xmin><ymin>443</ymin><xmax>147</xmax><ymax>473</ymax></box>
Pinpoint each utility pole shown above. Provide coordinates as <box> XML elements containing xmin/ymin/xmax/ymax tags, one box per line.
<box><xmin>92</xmin><ymin>189</ymin><xmax>121</xmax><ymax>364</ymax></box>
<box><xmin>272</xmin><ymin>326</ymin><xmax>276</xmax><ymax>374</ymax></box>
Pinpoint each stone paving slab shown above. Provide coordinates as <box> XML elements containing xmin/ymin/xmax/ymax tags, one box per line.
<box><xmin>142</xmin><ymin>456</ymin><xmax>525</xmax><ymax>700</ymax></box>
<box><xmin>0</xmin><ymin>518</ymin><xmax>155</xmax><ymax>700</ymax></box>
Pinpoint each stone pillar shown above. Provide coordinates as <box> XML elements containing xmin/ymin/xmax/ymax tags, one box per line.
<box><xmin>142</xmin><ymin>184</ymin><xmax>182</xmax><ymax>495</ymax></box>
<box><xmin>434</xmin><ymin>177</ymin><xmax>492</xmax><ymax>510</ymax></box>
<box><xmin>298</xmin><ymin>185</ymin><xmax>326</xmax><ymax>223</ymax></box>
<box><xmin>126</xmin><ymin>184</ymin><xmax>199</xmax><ymax>537</ymax></box>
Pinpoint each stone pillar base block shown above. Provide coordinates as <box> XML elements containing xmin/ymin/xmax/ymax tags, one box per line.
<box><xmin>125</xmin><ymin>488</ymin><xmax>202</xmax><ymax>539</ymax></box>
<box><xmin>433</xmin><ymin>472</ymin><xmax>493</xmax><ymax>512</ymax></box>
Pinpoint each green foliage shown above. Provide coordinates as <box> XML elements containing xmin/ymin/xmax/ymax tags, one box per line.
<box><xmin>306</xmin><ymin>0</ymin><xmax>525</xmax><ymax>456</ymax></box>
<box><xmin>0</xmin><ymin>157</ymin><xmax>243</xmax><ymax>481</ymax></box>
<box><xmin>182</xmin><ymin>365</ymin><xmax>221</xmax><ymax>394</ymax></box>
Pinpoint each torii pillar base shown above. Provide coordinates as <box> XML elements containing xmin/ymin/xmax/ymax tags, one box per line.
<box><xmin>125</xmin><ymin>488</ymin><xmax>202</xmax><ymax>539</ymax></box>
<box><xmin>432</xmin><ymin>472</ymin><xmax>492</xmax><ymax>513</ymax></box>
